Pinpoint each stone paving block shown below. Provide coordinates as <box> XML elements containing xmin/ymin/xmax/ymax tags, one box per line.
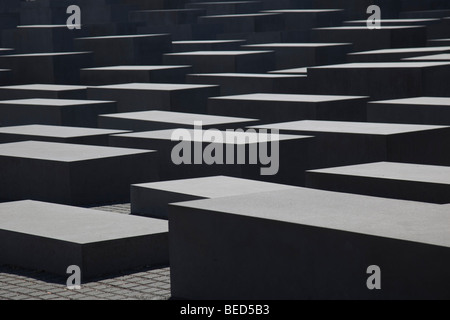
<box><xmin>99</xmin><ymin>110</ymin><xmax>257</xmax><ymax>131</ymax></box>
<box><xmin>75</xmin><ymin>34</ymin><xmax>172</xmax><ymax>67</ymax></box>
<box><xmin>368</xmin><ymin>97</ymin><xmax>450</xmax><ymax>125</ymax></box>
<box><xmin>243</xmin><ymin>42</ymin><xmax>352</xmax><ymax>69</ymax></box>
<box><xmin>313</xmin><ymin>26</ymin><xmax>427</xmax><ymax>52</ymax></box>
<box><xmin>187</xmin><ymin>72</ymin><xmax>307</xmax><ymax>95</ymax></box>
<box><xmin>308</xmin><ymin>62</ymin><xmax>450</xmax><ymax>100</ymax></box>
<box><xmin>80</xmin><ymin>65</ymin><xmax>192</xmax><ymax>85</ymax></box>
<box><xmin>110</xmin><ymin>129</ymin><xmax>312</xmax><ymax>185</ymax></box>
<box><xmin>0</xmin><ymin>141</ymin><xmax>158</xmax><ymax>205</ymax></box>
<box><xmin>87</xmin><ymin>83</ymin><xmax>219</xmax><ymax>113</ymax></box>
<box><xmin>164</xmin><ymin>50</ymin><xmax>276</xmax><ymax>73</ymax></box>
<box><xmin>131</xmin><ymin>175</ymin><xmax>296</xmax><ymax>219</ymax></box>
<box><xmin>250</xmin><ymin>120</ymin><xmax>450</xmax><ymax>168</ymax></box>
<box><xmin>169</xmin><ymin>188</ymin><xmax>450</xmax><ymax>299</ymax></box>
<box><xmin>0</xmin><ymin>98</ymin><xmax>116</xmax><ymax>127</ymax></box>
<box><xmin>0</xmin><ymin>124</ymin><xmax>127</xmax><ymax>146</ymax></box>
<box><xmin>208</xmin><ymin>93</ymin><xmax>368</xmax><ymax>123</ymax></box>
<box><xmin>0</xmin><ymin>84</ymin><xmax>87</xmax><ymax>100</ymax></box>
<box><xmin>306</xmin><ymin>162</ymin><xmax>450</xmax><ymax>204</ymax></box>
<box><xmin>0</xmin><ymin>52</ymin><xmax>92</xmax><ymax>85</ymax></box>
<box><xmin>0</xmin><ymin>200</ymin><xmax>168</xmax><ymax>279</ymax></box>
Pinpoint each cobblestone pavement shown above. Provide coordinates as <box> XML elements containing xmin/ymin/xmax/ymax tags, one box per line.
<box><xmin>0</xmin><ymin>203</ymin><xmax>171</xmax><ymax>300</ymax></box>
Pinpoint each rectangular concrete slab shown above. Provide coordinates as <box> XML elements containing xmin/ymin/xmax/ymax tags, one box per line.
<box><xmin>306</xmin><ymin>162</ymin><xmax>450</xmax><ymax>204</ymax></box>
<box><xmin>0</xmin><ymin>200</ymin><xmax>168</xmax><ymax>279</ymax></box>
<box><xmin>131</xmin><ymin>175</ymin><xmax>296</xmax><ymax>219</ymax></box>
<box><xmin>0</xmin><ymin>98</ymin><xmax>116</xmax><ymax>127</ymax></box>
<box><xmin>187</xmin><ymin>72</ymin><xmax>307</xmax><ymax>95</ymax></box>
<box><xmin>0</xmin><ymin>84</ymin><xmax>87</xmax><ymax>100</ymax></box>
<box><xmin>368</xmin><ymin>96</ymin><xmax>450</xmax><ymax>125</ymax></box>
<box><xmin>243</xmin><ymin>42</ymin><xmax>352</xmax><ymax>69</ymax></box>
<box><xmin>169</xmin><ymin>187</ymin><xmax>450</xmax><ymax>299</ymax></box>
<box><xmin>0</xmin><ymin>124</ymin><xmax>128</xmax><ymax>145</ymax></box>
<box><xmin>313</xmin><ymin>26</ymin><xmax>427</xmax><ymax>52</ymax></box>
<box><xmin>110</xmin><ymin>129</ymin><xmax>312</xmax><ymax>185</ymax></box>
<box><xmin>0</xmin><ymin>141</ymin><xmax>158</xmax><ymax>205</ymax></box>
<box><xmin>99</xmin><ymin>110</ymin><xmax>257</xmax><ymax>131</ymax></box>
<box><xmin>208</xmin><ymin>93</ymin><xmax>368</xmax><ymax>122</ymax></box>
<box><xmin>309</xmin><ymin>62</ymin><xmax>450</xmax><ymax>99</ymax></box>
<box><xmin>163</xmin><ymin>50</ymin><xmax>276</xmax><ymax>73</ymax></box>
<box><xmin>87</xmin><ymin>83</ymin><xmax>220</xmax><ymax>113</ymax></box>
<box><xmin>80</xmin><ymin>65</ymin><xmax>193</xmax><ymax>85</ymax></box>
<box><xmin>250</xmin><ymin>120</ymin><xmax>450</xmax><ymax>167</ymax></box>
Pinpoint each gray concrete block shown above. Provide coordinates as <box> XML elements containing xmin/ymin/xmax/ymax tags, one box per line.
<box><xmin>171</xmin><ymin>40</ymin><xmax>246</xmax><ymax>52</ymax></box>
<box><xmin>169</xmin><ymin>188</ymin><xmax>450</xmax><ymax>299</ymax></box>
<box><xmin>0</xmin><ymin>84</ymin><xmax>87</xmax><ymax>100</ymax></box>
<box><xmin>0</xmin><ymin>124</ymin><xmax>128</xmax><ymax>146</ymax></box>
<box><xmin>198</xmin><ymin>13</ymin><xmax>284</xmax><ymax>34</ymax></box>
<box><xmin>0</xmin><ymin>52</ymin><xmax>92</xmax><ymax>85</ymax></box>
<box><xmin>313</xmin><ymin>26</ymin><xmax>427</xmax><ymax>52</ymax></box>
<box><xmin>208</xmin><ymin>93</ymin><xmax>368</xmax><ymax>123</ymax></box>
<box><xmin>99</xmin><ymin>110</ymin><xmax>257</xmax><ymax>131</ymax></box>
<box><xmin>403</xmin><ymin>53</ymin><xmax>450</xmax><ymax>61</ymax></box>
<box><xmin>87</xmin><ymin>83</ymin><xmax>220</xmax><ymax>113</ymax></box>
<box><xmin>250</xmin><ymin>120</ymin><xmax>450</xmax><ymax>168</ymax></box>
<box><xmin>0</xmin><ymin>98</ymin><xmax>116</xmax><ymax>127</ymax></box>
<box><xmin>75</xmin><ymin>34</ymin><xmax>171</xmax><ymax>67</ymax></box>
<box><xmin>368</xmin><ymin>97</ymin><xmax>450</xmax><ymax>125</ymax></box>
<box><xmin>80</xmin><ymin>65</ymin><xmax>192</xmax><ymax>86</ymax></box>
<box><xmin>262</xmin><ymin>9</ymin><xmax>344</xmax><ymax>30</ymax></box>
<box><xmin>110</xmin><ymin>129</ymin><xmax>312</xmax><ymax>185</ymax></box>
<box><xmin>129</xmin><ymin>8</ymin><xmax>205</xmax><ymax>26</ymax></box>
<box><xmin>348</xmin><ymin>46</ymin><xmax>450</xmax><ymax>63</ymax></box>
<box><xmin>308</xmin><ymin>62</ymin><xmax>450</xmax><ymax>100</ymax></box>
<box><xmin>306</xmin><ymin>162</ymin><xmax>450</xmax><ymax>204</ymax></box>
<box><xmin>0</xmin><ymin>200</ymin><xmax>168</xmax><ymax>279</ymax></box>
<box><xmin>131</xmin><ymin>175</ymin><xmax>296</xmax><ymax>219</ymax></box>
<box><xmin>187</xmin><ymin>73</ymin><xmax>308</xmax><ymax>95</ymax></box>
<box><xmin>163</xmin><ymin>50</ymin><xmax>276</xmax><ymax>73</ymax></box>
<box><xmin>0</xmin><ymin>141</ymin><xmax>158</xmax><ymax>205</ymax></box>
<box><xmin>186</xmin><ymin>1</ymin><xmax>263</xmax><ymax>15</ymax></box>
<box><xmin>243</xmin><ymin>42</ymin><xmax>352</xmax><ymax>69</ymax></box>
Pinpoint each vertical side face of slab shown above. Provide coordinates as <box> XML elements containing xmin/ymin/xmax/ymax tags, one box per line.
<box><xmin>169</xmin><ymin>191</ymin><xmax>450</xmax><ymax>300</ymax></box>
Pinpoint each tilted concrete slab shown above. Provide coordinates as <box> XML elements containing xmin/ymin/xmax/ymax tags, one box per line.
<box><xmin>0</xmin><ymin>141</ymin><xmax>158</xmax><ymax>205</ymax></box>
<box><xmin>164</xmin><ymin>50</ymin><xmax>276</xmax><ymax>73</ymax></box>
<box><xmin>0</xmin><ymin>84</ymin><xmax>87</xmax><ymax>100</ymax></box>
<box><xmin>99</xmin><ymin>110</ymin><xmax>257</xmax><ymax>131</ymax></box>
<box><xmin>208</xmin><ymin>93</ymin><xmax>368</xmax><ymax>123</ymax></box>
<box><xmin>309</xmin><ymin>62</ymin><xmax>450</xmax><ymax>99</ymax></box>
<box><xmin>0</xmin><ymin>98</ymin><xmax>116</xmax><ymax>127</ymax></box>
<box><xmin>110</xmin><ymin>129</ymin><xmax>312</xmax><ymax>185</ymax></box>
<box><xmin>80</xmin><ymin>65</ymin><xmax>192</xmax><ymax>85</ymax></box>
<box><xmin>87</xmin><ymin>83</ymin><xmax>220</xmax><ymax>113</ymax></box>
<box><xmin>0</xmin><ymin>124</ymin><xmax>127</xmax><ymax>145</ymax></box>
<box><xmin>131</xmin><ymin>175</ymin><xmax>296</xmax><ymax>219</ymax></box>
<box><xmin>0</xmin><ymin>200</ymin><xmax>168</xmax><ymax>279</ymax></box>
<box><xmin>169</xmin><ymin>187</ymin><xmax>450</xmax><ymax>299</ymax></box>
<box><xmin>250</xmin><ymin>120</ymin><xmax>450</xmax><ymax>168</ymax></box>
<box><xmin>306</xmin><ymin>162</ymin><xmax>450</xmax><ymax>204</ymax></box>
<box><xmin>368</xmin><ymin>96</ymin><xmax>450</xmax><ymax>125</ymax></box>
<box><xmin>187</xmin><ymin>72</ymin><xmax>307</xmax><ymax>95</ymax></box>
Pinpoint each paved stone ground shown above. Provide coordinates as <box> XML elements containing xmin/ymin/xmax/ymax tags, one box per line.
<box><xmin>0</xmin><ymin>203</ymin><xmax>171</xmax><ymax>300</ymax></box>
